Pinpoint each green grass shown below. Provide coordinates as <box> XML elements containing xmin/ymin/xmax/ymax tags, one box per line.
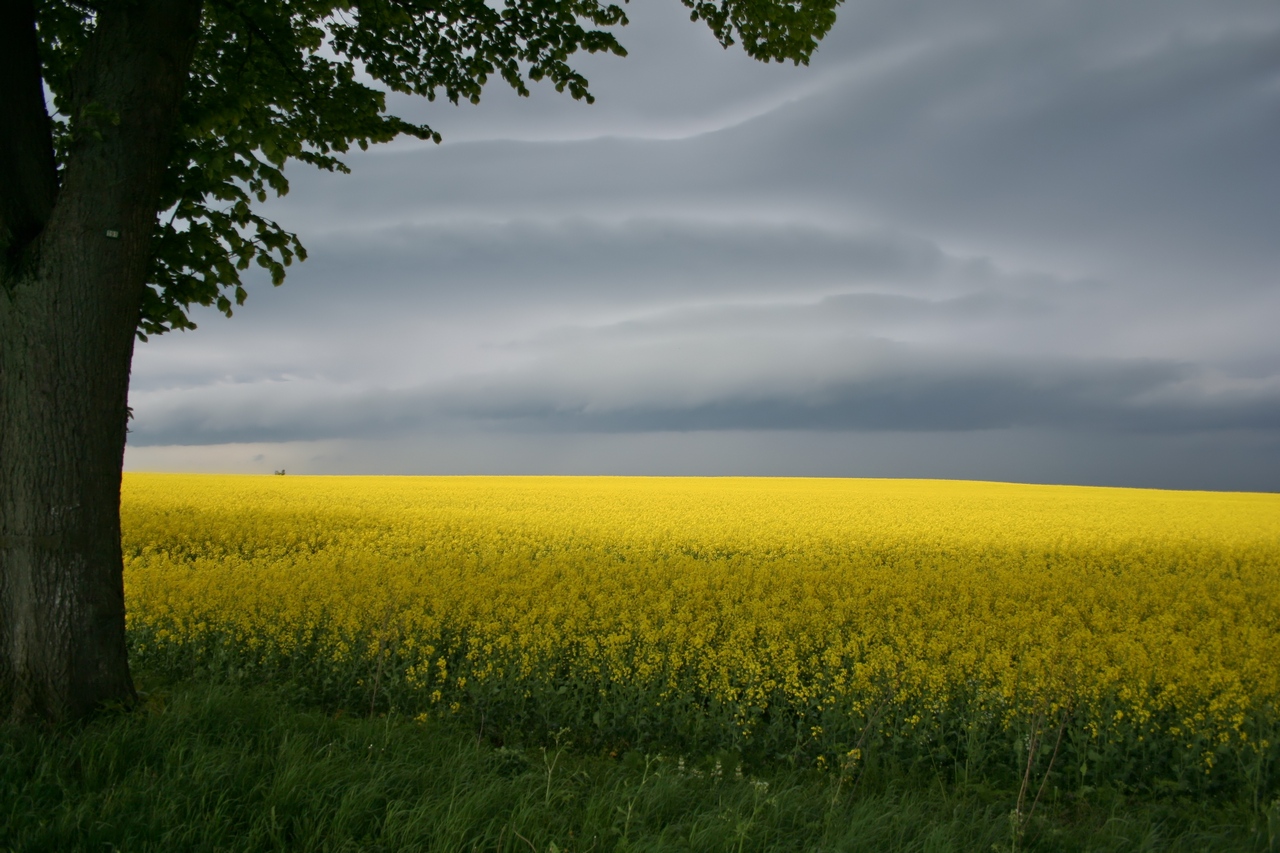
<box><xmin>2</xmin><ymin>679</ymin><xmax>1275</xmax><ymax>852</ymax></box>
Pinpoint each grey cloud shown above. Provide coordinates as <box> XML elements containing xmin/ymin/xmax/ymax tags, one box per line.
<box><xmin>307</xmin><ymin>219</ymin><xmax>954</xmax><ymax>295</ymax></box>
<box><xmin>128</xmin><ymin>336</ymin><xmax>1280</xmax><ymax>445</ymax></box>
<box><xmin>751</xmin><ymin>14</ymin><xmax>1280</xmax><ymax>281</ymax></box>
<box><xmin>125</xmin><ymin>0</ymin><xmax>1280</xmax><ymax>489</ymax></box>
<box><xmin>268</xmin><ymin>32</ymin><xmax>1278</xmax><ymax>296</ymax></box>
<box><xmin>127</xmin><ymin>219</ymin><xmax>976</xmax><ymax>392</ymax></box>
<box><xmin>130</xmin><ymin>217</ymin><xmax>1125</xmax><ymax>411</ymax></box>
<box><xmin>171</xmin><ymin>216</ymin><xmax>1107</xmax><ymax>321</ymax></box>
<box><xmin>430</xmin><ymin>347</ymin><xmax>1278</xmax><ymax>434</ymax></box>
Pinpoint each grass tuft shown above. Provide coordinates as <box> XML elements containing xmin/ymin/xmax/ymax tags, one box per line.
<box><xmin>2</xmin><ymin>678</ymin><xmax>1273</xmax><ymax>852</ymax></box>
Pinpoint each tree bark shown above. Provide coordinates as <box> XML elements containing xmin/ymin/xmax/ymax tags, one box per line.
<box><xmin>1</xmin><ymin>0</ymin><xmax>204</xmax><ymax>723</ymax></box>
<box><xmin>0</xmin><ymin>0</ymin><xmax>57</xmax><ymax>256</ymax></box>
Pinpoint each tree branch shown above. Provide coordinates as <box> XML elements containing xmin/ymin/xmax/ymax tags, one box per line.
<box><xmin>0</xmin><ymin>0</ymin><xmax>59</xmax><ymax>263</ymax></box>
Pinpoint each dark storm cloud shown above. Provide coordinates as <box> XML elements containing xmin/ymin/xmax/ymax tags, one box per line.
<box><xmin>236</xmin><ymin>218</ymin><xmax>1042</xmax><ymax>315</ymax></box>
<box><xmin>126</xmin><ymin>333</ymin><xmax>1280</xmax><ymax>445</ymax></box>
<box><xmin>128</xmin><ymin>217</ymin><xmax>1108</xmax><ymax>392</ymax></box>
<box><xmin>767</xmin><ymin>17</ymin><xmax>1280</xmax><ymax>280</ymax></box>
<box><xmin>126</xmin><ymin>0</ymin><xmax>1280</xmax><ymax>489</ymax></box>
<box><xmin>270</xmin><ymin>0</ymin><xmax>1278</xmax><ymax>283</ymax></box>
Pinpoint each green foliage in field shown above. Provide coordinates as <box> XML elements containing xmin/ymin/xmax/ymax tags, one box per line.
<box><xmin>2</xmin><ymin>680</ymin><xmax>1275</xmax><ymax>852</ymax></box>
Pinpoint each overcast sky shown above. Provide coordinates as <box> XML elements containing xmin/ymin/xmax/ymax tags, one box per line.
<box><xmin>124</xmin><ymin>0</ymin><xmax>1280</xmax><ymax>491</ymax></box>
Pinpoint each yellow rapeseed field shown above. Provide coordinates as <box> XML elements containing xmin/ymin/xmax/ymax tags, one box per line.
<box><xmin>121</xmin><ymin>474</ymin><xmax>1280</xmax><ymax>788</ymax></box>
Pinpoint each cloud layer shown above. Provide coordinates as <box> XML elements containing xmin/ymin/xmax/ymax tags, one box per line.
<box><xmin>126</xmin><ymin>0</ymin><xmax>1280</xmax><ymax>490</ymax></box>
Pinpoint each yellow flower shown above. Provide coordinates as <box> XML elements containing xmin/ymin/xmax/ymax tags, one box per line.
<box><xmin>120</xmin><ymin>472</ymin><xmax>1280</xmax><ymax>778</ymax></box>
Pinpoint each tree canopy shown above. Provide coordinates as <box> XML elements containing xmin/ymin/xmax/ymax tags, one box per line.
<box><xmin>32</xmin><ymin>0</ymin><xmax>841</xmax><ymax>339</ymax></box>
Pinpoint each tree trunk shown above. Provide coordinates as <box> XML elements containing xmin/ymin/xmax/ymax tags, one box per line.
<box><xmin>0</xmin><ymin>0</ymin><xmax>203</xmax><ymax>724</ymax></box>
